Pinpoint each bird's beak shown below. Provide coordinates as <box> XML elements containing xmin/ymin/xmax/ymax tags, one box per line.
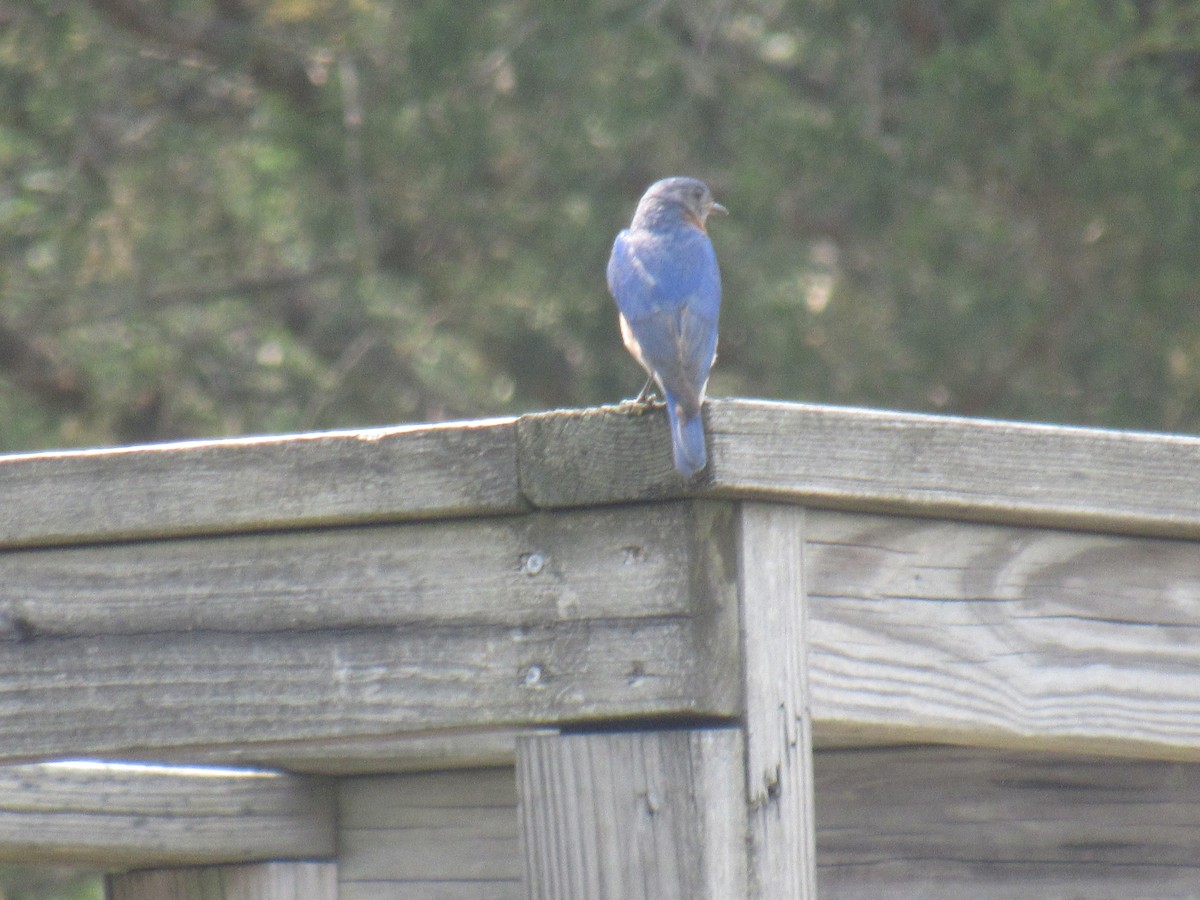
<box><xmin>709</xmin><ymin>201</ymin><xmax>728</xmax><ymax>216</ymax></box>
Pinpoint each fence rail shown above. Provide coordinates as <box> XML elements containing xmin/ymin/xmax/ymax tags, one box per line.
<box><xmin>2</xmin><ymin>399</ymin><xmax>1198</xmax><ymax>898</ymax></box>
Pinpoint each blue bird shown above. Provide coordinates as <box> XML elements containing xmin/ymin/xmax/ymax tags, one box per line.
<box><xmin>607</xmin><ymin>177</ymin><xmax>726</xmax><ymax>477</ymax></box>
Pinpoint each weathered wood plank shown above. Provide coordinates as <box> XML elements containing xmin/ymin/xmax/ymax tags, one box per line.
<box><xmin>0</xmin><ymin>503</ymin><xmax>718</xmax><ymax>635</ymax></box>
<box><xmin>0</xmin><ymin>503</ymin><xmax>741</xmax><ymax>761</ymax></box>
<box><xmin>805</xmin><ymin>509</ymin><xmax>1200</xmax><ymax>759</ymax></box>
<box><xmin>203</xmin><ymin>730</ymin><xmax>533</xmax><ymax>775</ymax></box>
<box><xmin>339</xmin><ymin>769</ymin><xmax>521</xmax><ymax>900</ymax></box>
<box><xmin>0</xmin><ymin>418</ymin><xmax>523</xmax><ymax>549</ymax></box>
<box><xmin>517</xmin><ymin>729</ymin><xmax>747</xmax><ymax>900</ymax></box>
<box><xmin>106</xmin><ymin>862</ymin><xmax>336</xmax><ymax>900</ymax></box>
<box><xmin>0</xmin><ymin>762</ymin><xmax>332</xmax><ymax>867</ymax></box>
<box><xmin>815</xmin><ymin>745</ymin><xmax>1200</xmax><ymax>898</ymax></box>
<box><xmin>519</xmin><ymin>404</ymin><xmax>687</xmax><ymax>502</ymax></box>
<box><xmin>736</xmin><ymin>503</ymin><xmax>817</xmax><ymax>899</ymax></box>
<box><xmin>521</xmin><ymin>399</ymin><xmax>1200</xmax><ymax>540</ymax></box>
<box><xmin>0</xmin><ymin>623</ymin><xmax>731</xmax><ymax>762</ymax></box>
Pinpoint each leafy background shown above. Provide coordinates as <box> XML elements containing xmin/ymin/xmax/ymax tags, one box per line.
<box><xmin>3</xmin><ymin>0</ymin><xmax>1200</xmax><ymax>894</ymax></box>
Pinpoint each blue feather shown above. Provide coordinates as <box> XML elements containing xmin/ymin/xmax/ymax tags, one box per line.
<box><xmin>666</xmin><ymin>395</ymin><xmax>707</xmax><ymax>477</ymax></box>
<box><xmin>606</xmin><ymin>177</ymin><xmax>724</xmax><ymax>477</ymax></box>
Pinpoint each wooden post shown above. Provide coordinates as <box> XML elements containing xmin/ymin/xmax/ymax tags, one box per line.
<box><xmin>517</xmin><ymin>729</ymin><xmax>747</xmax><ymax>899</ymax></box>
<box><xmin>737</xmin><ymin>502</ymin><xmax>817</xmax><ymax>898</ymax></box>
<box><xmin>517</xmin><ymin>501</ymin><xmax>816</xmax><ymax>899</ymax></box>
<box><xmin>106</xmin><ymin>862</ymin><xmax>336</xmax><ymax>900</ymax></box>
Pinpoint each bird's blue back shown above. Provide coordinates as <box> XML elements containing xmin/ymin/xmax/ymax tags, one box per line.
<box><xmin>607</xmin><ymin>187</ymin><xmax>721</xmax><ymax>475</ymax></box>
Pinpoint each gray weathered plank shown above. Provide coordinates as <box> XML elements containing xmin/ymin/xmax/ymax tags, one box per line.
<box><xmin>0</xmin><ymin>418</ymin><xmax>523</xmax><ymax>549</ymax></box>
<box><xmin>0</xmin><ymin>762</ymin><xmax>332</xmax><ymax>867</ymax></box>
<box><xmin>518</xmin><ymin>403</ymin><xmax>688</xmax><ymax>502</ymax></box>
<box><xmin>339</xmin><ymin>768</ymin><xmax>521</xmax><ymax>900</ymax></box>
<box><xmin>815</xmin><ymin>745</ymin><xmax>1200</xmax><ymax>898</ymax></box>
<box><xmin>203</xmin><ymin>730</ymin><xmax>535</xmax><ymax>775</ymax></box>
<box><xmin>737</xmin><ymin>502</ymin><xmax>817</xmax><ymax>899</ymax></box>
<box><xmin>517</xmin><ymin>729</ymin><xmax>747</xmax><ymax>900</ymax></box>
<box><xmin>0</xmin><ymin>503</ymin><xmax>741</xmax><ymax>761</ymax></box>
<box><xmin>521</xmin><ymin>399</ymin><xmax>1200</xmax><ymax>540</ymax></box>
<box><xmin>106</xmin><ymin>862</ymin><xmax>337</xmax><ymax>900</ymax></box>
<box><xmin>0</xmin><ymin>502</ymin><xmax>721</xmax><ymax>635</ymax></box>
<box><xmin>805</xmin><ymin>509</ymin><xmax>1200</xmax><ymax>759</ymax></box>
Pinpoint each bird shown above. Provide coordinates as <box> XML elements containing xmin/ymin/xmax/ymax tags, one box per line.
<box><xmin>607</xmin><ymin>176</ymin><xmax>726</xmax><ymax>477</ymax></box>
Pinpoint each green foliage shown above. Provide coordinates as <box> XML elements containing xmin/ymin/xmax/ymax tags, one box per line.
<box><xmin>0</xmin><ymin>867</ymin><xmax>101</xmax><ymax>900</ymax></box>
<box><xmin>2</xmin><ymin>0</ymin><xmax>1200</xmax><ymax>455</ymax></box>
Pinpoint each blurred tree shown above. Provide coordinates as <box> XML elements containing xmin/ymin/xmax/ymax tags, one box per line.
<box><xmin>0</xmin><ymin>0</ymin><xmax>1197</xmax><ymax>456</ymax></box>
<box><xmin>2</xmin><ymin>2</ymin><xmax>1200</xmax><ymax>893</ymax></box>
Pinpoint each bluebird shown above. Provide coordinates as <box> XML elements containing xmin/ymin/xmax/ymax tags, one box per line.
<box><xmin>607</xmin><ymin>177</ymin><xmax>726</xmax><ymax>476</ymax></box>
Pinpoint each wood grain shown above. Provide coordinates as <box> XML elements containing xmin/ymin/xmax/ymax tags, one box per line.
<box><xmin>737</xmin><ymin>502</ymin><xmax>817</xmax><ymax>899</ymax></box>
<box><xmin>517</xmin><ymin>729</ymin><xmax>746</xmax><ymax>900</ymax></box>
<box><xmin>0</xmin><ymin>762</ymin><xmax>332</xmax><ymax>867</ymax></box>
<box><xmin>0</xmin><ymin>503</ymin><xmax>718</xmax><ymax>635</ymax></box>
<box><xmin>339</xmin><ymin>769</ymin><xmax>521</xmax><ymax>900</ymax></box>
<box><xmin>106</xmin><ymin>862</ymin><xmax>336</xmax><ymax>900</ymax></box>
<box><xmin>814</xmin><ymin>745</ymin><xmax>1200</xmax><ymax>898</ymax></box>
<box><xmin>0</xmin><ymin>503</ymin><xmax>741</xmax><ymax>761</ymax></box>
<box><xmin>520</xmin><ymin>399</ymin><xmax>1200</xmax><ymax>540</ymax></box>
<box><xmin>518</xmin><ymin>403</ymin><xmax>694</xmax><ymax>505</ymax></box>
<box><xmin>0</xmin><ymin>418</ymin><xmax>523</xmax><ymax>549</ymax></box>
<box><xmin>707</xmin><ymin>399</ymin><xmax>1200</xmax><ymax>539</ymax></box>
<box><xmin>805</xmin><ymin>509</ymin><xmax>1200</xmax><ymax>758</ymax></box>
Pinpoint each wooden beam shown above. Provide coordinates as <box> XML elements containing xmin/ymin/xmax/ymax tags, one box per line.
<box><xmin>0</xmin><ymin>502</ymin><xmax>741</xmax><ymax>762</ymax></box>
<box><xmin>106</xmin><ymin>862</ymin><xmax>336</xmax><ymax>900</ymax></box>
<box><xmin>805</xmin><ymin>509</ymin><xmax>1200</xmax><ymax>759</ymax></box>
<box><xmin>0</xmin><ymin>762</ymin><xmax>332</xmax><ymax>867</ymax></box>
<box><xmin>815</xmin><ymin>745</ymin><xmax>1200</xmax><ymax>898</ymax></box>
<box><xmin>520</xmin><ymin>400</ymin><xmax>1200</xmax><ymax>540</ymax></box>
<box><xmin>0</xmin><ymin>418</ymin><xmax>524</xmax><ymax>549</ymax></box>
<box><xmin>339</xmin><ymin>769</ymin><xmax>520</xmax><ymax>900</ymax></box>
<box><xmin>736</xmin><ymin>503</ymin><xmax>817</xmax><ymax>899</ymax></box>
<box><xmin>517</xmin><ymin>730</ymin><xmax>747</xmax><ymax>899</ymax></box>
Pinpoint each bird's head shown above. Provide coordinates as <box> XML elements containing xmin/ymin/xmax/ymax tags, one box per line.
<box><xmin>631</xmin><ymin>177</ymin><xmax>727</xmax><ymax>233</ymax></box>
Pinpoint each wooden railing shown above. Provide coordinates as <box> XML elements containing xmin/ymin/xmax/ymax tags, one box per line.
<box><xmin>3</xmin><ymin>399</ymin><xmax>1200</xmax><ymax>899</ymax></box>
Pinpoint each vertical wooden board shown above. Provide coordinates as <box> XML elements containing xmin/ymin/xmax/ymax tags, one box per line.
<box><xmin>106</xmin><ymin>862</ymin><xmax>336</xmax><ymax>900</ymax></box>
<box><xmin>517</xmin><ymin>729</ymin><xmax>747</xmax><ymax>900</ymax></box>
<box><xmin>338</xmin><ymin>769</ymin><xmax>521</xmax><ymax>900</ymax></box>
<box><xmin>737</xmin><ymin>502</ymin><xmax>817</xmax><ymax>899</ymax></box>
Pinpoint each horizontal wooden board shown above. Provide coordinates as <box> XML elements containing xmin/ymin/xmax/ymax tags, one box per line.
<box><xmin>188</xmin><ymin>730</ymin><xmax>537</xmax><ymax>775</ymax></box>
<box><xmin>107</xmin><ymin>863</ymin><xmax>337</xmax><ymax>900</ymax></box>
<box><xmin>0</xmin><ymin>761</ymin><xmax>332</xmax><ymax>867</ymax></box>
<box><xmin>521</xmin><ymin>399</ymin><xmax>1200</xmax><ymax>539</ymax></box>
<box><xmin>0</xmin><ymin>503</ymin><xmax>721</xmax><ymax>636</ymax></box>
<box><xmin>815</xmin><ymin>745</ymin><xmax>1200</xmax><ymax>898</ymax></box>
<box><xmin>0</xmin><ymin>418</ymin><xmax>523</xmax><ymax>549</ymax></box>
<box><xmin>0</xmin><ymin>503</ymin><xmax>740</xmax><ymax>761</ymax></box>
<box><xmin>339</xmin><ymin>769</ymin><xmax>521</xmax><ymax>900</ymax></box>
<box><xmin>706</xmin><ymin>400</ymin><xmax>1200</xmax><ymax>539</ymax></box>
<box><xmin>805</xmin><ymin>509</ymin><xmax>1200</xmax><ymax>759</ymax></box>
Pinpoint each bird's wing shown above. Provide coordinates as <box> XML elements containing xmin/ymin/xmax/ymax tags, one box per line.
<box><xmin>607</xmin><ymin>227</ymin><xmax>720</xmax><ymax>405</ymax></box>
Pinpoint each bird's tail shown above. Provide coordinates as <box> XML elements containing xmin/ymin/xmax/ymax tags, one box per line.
<box><xmin>666</xmin><ymin>398</ymin><xmax>707</xmax><ymax>477</ymax></box>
